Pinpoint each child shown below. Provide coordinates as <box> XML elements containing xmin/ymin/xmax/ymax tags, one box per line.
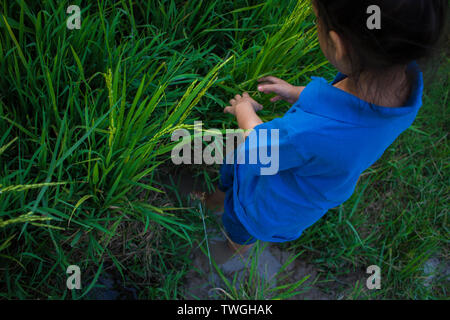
<box><xmin>210</xmin><ymin>0</ymin><xmax>448</xmax><ymax>257</ymax></box>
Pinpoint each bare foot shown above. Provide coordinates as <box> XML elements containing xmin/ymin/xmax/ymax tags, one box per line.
<box><xmin>207</xmin><ymin>239</ymin><xmax>254</xmax><ymax>265</ymax></box>
<box><xmin>191</xmin><ymin>189</ymin><xmax>225</xmax><ymax>214</ymax></box>
<box><xmin>227</xmin><ymin>239</ymin><xmax>254</xmax><ymax>255</ymax></box>
<box><xmin>205</xmin><ymin>189</ymin><xmax>225</xmax><ymax>213</ymax></box>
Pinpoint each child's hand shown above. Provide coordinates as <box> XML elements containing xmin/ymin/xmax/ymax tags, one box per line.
<box><xmin>258</xmin><ymin>76</ymin><xmax>305</xmax><ymax>105</ymax></box>
<box><xmin>224</xmin><ymin>92</ymin><xmax>263</xmax><ymax>116</ymax></box>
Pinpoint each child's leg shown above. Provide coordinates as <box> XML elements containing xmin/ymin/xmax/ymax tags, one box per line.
<box><xmin>200</xmin><ymin>182</ymin><xmax>256</xmax><ymax>264</ymax></box>
<box><xmin>221</xmin><ymin>192</ymin><xmax>257</xmax><ymax>253</ymax></box>
<box><xmin>207</xmin><ymin>227</ymin><xmax>254</xmax><ymax>265</ymax></box>
<box><xmin>227</xmin><ymin>238</ymin><xmax>254</xmax><ymax>255</ymax></box>
<box><xmin>205</xmin><ymin>189</ymin><xmax>257</xmax><ymax>264</ymax></box>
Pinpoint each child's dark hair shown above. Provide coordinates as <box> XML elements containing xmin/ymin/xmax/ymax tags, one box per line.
<box><xmin>313</xmin><ymin>0</ymin><xmax>448</xmax><ymax>76</ymax></box>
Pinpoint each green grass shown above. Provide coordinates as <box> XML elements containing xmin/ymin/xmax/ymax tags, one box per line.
<box><xmin>0</xmin><ymin>0</ymin><xmax>448</xmax><ymax>300</ymax></box>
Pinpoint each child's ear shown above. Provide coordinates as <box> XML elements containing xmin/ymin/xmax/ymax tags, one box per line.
<box><xmin>328</xmin><ymin>30</ymin><xmax>352</xmax><ymax>73</ymax></box>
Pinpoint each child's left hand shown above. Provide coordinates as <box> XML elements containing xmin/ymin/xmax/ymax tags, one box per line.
<box><xmin>224</xmin><ymin>92</ymin><xmax>263</xmax><ymax>116</ymax></box>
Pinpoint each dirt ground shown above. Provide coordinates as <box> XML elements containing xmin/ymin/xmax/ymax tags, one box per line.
<box><xmin>182</xmin><ymin>225</ymin><xmax>364</xmax><ymax>300</ymax></box>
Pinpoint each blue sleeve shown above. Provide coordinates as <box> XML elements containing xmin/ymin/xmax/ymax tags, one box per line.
<box><xmin>236</xmin><ymin>114</ymin><xmax>311</xmax><ymax>176</ymax></box>
<box><xmin>218</xmin><ymin>114</ymin><xmax>326</xmax><ymax>243</ymax></box>
<box><xmin>219</xmin><ymin>111</ymin><xmax>313</xmax><ymax>191</ymax></box>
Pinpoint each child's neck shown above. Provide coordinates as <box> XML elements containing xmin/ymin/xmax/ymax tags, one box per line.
<box><xmin>334</xmin><ymin>65</ymin><xmax>411</xmax><ymax>108</ymax></box>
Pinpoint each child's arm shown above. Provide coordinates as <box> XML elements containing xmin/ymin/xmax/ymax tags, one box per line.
<box><xmin>224</xmin><ymin>93</ymin><xmax>263</xmax><ymax>135</ymax></box>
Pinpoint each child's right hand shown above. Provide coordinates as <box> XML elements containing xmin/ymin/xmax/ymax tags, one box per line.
<box><xmin>257</xmin><ymin>76</ymin><xmax>305</xmax><ymax>105</ymax></box>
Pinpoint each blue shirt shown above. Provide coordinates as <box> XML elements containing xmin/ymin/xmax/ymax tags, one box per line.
<box><xmin>220</xmin><ymin>62</ymin><xmax>424</xmax><ymax>242</ymax></box>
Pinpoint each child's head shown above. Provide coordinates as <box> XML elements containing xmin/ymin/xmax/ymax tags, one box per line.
<box><xmin>312</xmin><ymin>0</ymin><xmax>448</xmax><ymax>77</ymax></box>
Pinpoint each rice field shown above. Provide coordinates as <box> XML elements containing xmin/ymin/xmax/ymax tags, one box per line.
<box><xmin>0</xmin><ymin>0</ymin><xmax>448</xmax><ymax>300</ymax></box>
